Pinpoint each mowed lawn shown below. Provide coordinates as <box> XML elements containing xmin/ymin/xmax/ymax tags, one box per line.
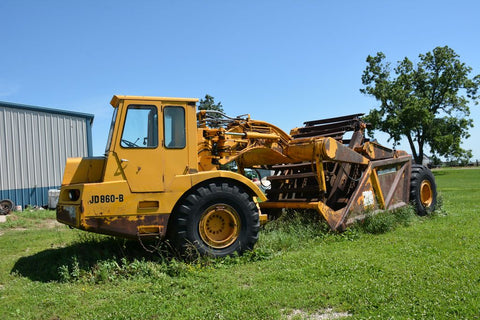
<box><xmin>0</xmin><ymin>168</ymin><xmax>479</xmax><ymax>319</ymax></box>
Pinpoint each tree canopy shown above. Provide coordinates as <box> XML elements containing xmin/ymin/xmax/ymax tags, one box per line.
<box><xmin>198</xmin><ymin>94</ymin><xmax>225</xmax><ymax>128</ymax></box>
<box><xmin>360</xmin><ymin>46</ymin><xmax>479</xmax><ymax>164</ymax></box>
<box><xmin>198</xmin><ymin>94</ymin><xmax>224</xmax><ymax>114</ymax></box>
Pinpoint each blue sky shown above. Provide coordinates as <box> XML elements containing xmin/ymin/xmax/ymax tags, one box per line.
<box><xmin>1</xmin><ymin>0</ymin><xmax>479</xmax><ymax>159</ymax></box>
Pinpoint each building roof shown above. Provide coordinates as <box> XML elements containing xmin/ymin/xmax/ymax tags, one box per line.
<box><xmin>0</xmin><ymin>100</ymin><xmax>94</xmax><ymax>124</ymax></box>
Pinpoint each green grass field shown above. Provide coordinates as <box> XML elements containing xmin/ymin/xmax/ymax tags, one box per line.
<box><xmin>0</xmin><ymin>168</ymin><xmax>479</xmax><ymax>319</ymax></box>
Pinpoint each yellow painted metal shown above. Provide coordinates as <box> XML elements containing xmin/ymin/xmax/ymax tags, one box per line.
<box><xmin>197</xmin><ymin>124</ymin><xmax>369</xmax><ymax>171</ymax></box>
<box><xmin>256</xmin><ymin>201</ymin><xmax>268</xmax><ymax>225</ymax></box>
<box><xmin>112</xmin><ymin>99</ymin><xmax>164</xmax><ymax>191</ymax></box>
<box><xmin>61</xmin><ymin>157</ymin><xmax>105</xmax><ymax>185</ymax></box>
<box><xmin>102</xmin><ymin>152</ymin><xmax>127</xmax><ymax>182</ymax></box>
<box><xmin>138</xmin><ymin>201</ymin><xmax>159</xmax><ymax>209</ymax></box>
<box><xmin>314</xmin><ymin>154</ymin><xmax>327</xmax><ymax>192</ymax></box>
<box><xmin>233</xmin><ymin>146</ymin><xmax>292</xmax><ymax>168</ymax></box>
<box><xmin>420</xmin><ymin>180</ymin><xmax>433</xmax><ymax>206</ymax></box>
<box><xmin>138</xmin><ymin>225</ymin><xmax>164</xmax><ymax>234</ymax></box>
<box><xmin>198</xmin><ymin>203</ymin><xmax>241</xmax><ymax>249</ymax></box>
<box><xmin>316</xmin><ymin>201</ymin><xmax>345</xmax><ymax>230</ymax></box>
<box><xmin>58</xmin><ymin>169</ymin><xmax>266</xmax><ymax>229</ymax></box>
<box><xmin>259</xmin><ymin>201</ymin><xmax>320</xmax><ymax>210</ymax></box>
<box><xmin>370</xmin><ymin>169</ymin><xmax>385</xmax><ymax>209</ymax></box>
<box><xmin>198</xmin><ymin>119</ymin><xmax>292</xmax><ymax>169</ymax></box>
<box><xmin>287</xmin><ymin>138</ymin><xmax>336</xmax><ymax>161</ymax></box>
<box><xmin>259</xmin><ymin>201</ymin><xmax>344</xmax><ymax>230</ymax></box>
<box><xmin>109</xmin><ymin>97</ymin><xmax>200</xmax><ymax>192</ymax></box>
<box><xmin>287</xmin><ymin>137</ymin><xmax>369</xmax><ymax>165</ymax></box>
<box><xmin>110</xmin><ymin>95</ymin><xmax>198</xmax><ymax>107</ymax></box>
<box><xmin>356</xmin><ymin>141</ymin><xmax>395</xmax><ymax>160</ymax></box>
<box><xmin>360</xmin><ymin>142</ymin><xmax>376</xmax><ymax>159</ymax></box>
<box><xmin>244</xmin><ymin>132</ymin><xmax>280</xmax><ymax>140</ymax></box>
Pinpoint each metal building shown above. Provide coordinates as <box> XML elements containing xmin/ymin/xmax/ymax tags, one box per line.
<box><xmin>0</xmin><ymin>100</ymin><xmax>94</xmax><ymax>208</ymax></box>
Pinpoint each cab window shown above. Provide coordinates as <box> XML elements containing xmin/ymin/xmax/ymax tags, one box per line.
<box><xmin>121</xmin><ymin>105</ymin><xmax>158</xmax><ymax>148</ymax></box>
<box><xmin>105</xmin><ymin>107</ymin><xmax>118</xmax><ymax>153</ymax></box>
<box><xmin>164</xmin><ymin>106</ymin><xmax>185</xmax><ymax>149</ymax></box>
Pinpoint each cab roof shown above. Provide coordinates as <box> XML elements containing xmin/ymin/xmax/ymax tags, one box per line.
<box><xmin>110</xmin><ymin>95</ymin><xmax>199</xmax><ymax>107</ymax></box>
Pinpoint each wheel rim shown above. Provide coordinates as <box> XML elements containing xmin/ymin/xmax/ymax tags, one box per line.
<box><xmin>420</xmin><ymin>180</ymin><xmax>433</xmax><ymax>207</ymax></box>
<box><xmin>199</xmin><ymin>204</ymin><xmax>240</xmax><ymax>249</ymax></box>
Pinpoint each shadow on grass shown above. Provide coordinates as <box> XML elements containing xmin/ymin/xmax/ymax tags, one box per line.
<box><xmin>11</xmin><ymin>237</ymin><xmax>165</xmax><ymax>282</ymax></box>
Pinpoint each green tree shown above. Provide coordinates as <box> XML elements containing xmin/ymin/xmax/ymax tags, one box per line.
<box><xmin>360</xmin><ymin>46</ymin><xmax>479</xmax><ymax>164</ymax></box>
<box><xmin>198</xmin><ymin>94</ymin><xmax>224</xmax><ymax>127</ymax></box>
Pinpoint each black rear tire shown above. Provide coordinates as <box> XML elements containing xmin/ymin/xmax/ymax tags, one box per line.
<box><xmin>167</xmin><ymin>181</ymin><xmax>260</xmax><ymax>258</ymax></box>
<box><xmin>410</xmin><ymin>164</ymin><xmax>437</xmax><ymax>216</ymax></box>
<box><xmin>0</xmin><ymin>199</ymin><xmax>14</xmax><ymax>215</ymax></box>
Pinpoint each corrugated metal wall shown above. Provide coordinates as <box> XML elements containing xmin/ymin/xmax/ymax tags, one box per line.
<box><xmin>0</xmin><ymin>103</ymin><xmax>92</xmax><ymax>208</ymax></box>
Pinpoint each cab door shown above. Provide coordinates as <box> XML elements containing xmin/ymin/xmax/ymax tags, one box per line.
<box><xmin>161</xmin><ymin>105</ymin><xmax>190</xmax><ymax>188</ymax></box>
<box><xmin>115</xmin><ymin>103</ymin><xmax>164</xmax><ymax>192</ymax></box>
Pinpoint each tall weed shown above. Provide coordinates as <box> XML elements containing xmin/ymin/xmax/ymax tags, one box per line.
<box><xmin>358</xmin><ymin>205</ymin><xmax>420</xmax><ymax>234</ymax></box>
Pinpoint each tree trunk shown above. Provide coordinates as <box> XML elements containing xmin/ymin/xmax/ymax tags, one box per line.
<box><xmin>406</xmin><ymin>134</ymin><xmax>421</xmax><ymax>164</ymax></box>
<box><xmin>418</xmin><ymin>139</ymin><xmax>424</xmax><ymax>165</ymax></box>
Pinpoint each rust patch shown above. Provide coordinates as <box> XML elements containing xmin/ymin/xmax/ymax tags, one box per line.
<box><xmin>56</xmin><ymin>206</ymin><xmax>76</xmax><ymax>226</ymax></box>
<box><xmin>84</xmin><ymin>214</ymin><xmax>169</xmax><ymax>239</ymax></box>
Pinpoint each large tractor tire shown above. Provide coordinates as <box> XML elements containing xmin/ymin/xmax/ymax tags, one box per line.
<box><xmin>167</xmin><ymin>181</ymin><xmax>260</xmax><ymax>258</ymax></box>
<box><xmin>410</xmin><ymin>164</ymin><xmax>437</xmax><ymax>216</ymax></box>
<box><xmin>0</xmin><ymin>199</ymin><xmax>14</xmax><ymax>215</ymax></box>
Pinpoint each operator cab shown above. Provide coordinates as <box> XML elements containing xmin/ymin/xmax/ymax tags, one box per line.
<box><xmin>106</xmin><ymin>95</ymin><xmax>198</xmax><ymax>192</ymax></box>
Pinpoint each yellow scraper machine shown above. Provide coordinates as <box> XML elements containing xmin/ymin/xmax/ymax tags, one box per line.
<box><xmin>57</xmin><ymin>95</ymin><xmax>437</xmax><ymax>257</ymax></box>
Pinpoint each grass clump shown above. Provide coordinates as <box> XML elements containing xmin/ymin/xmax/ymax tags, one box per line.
<box><xmin>358</xmin><ymin>195</ymin><xmax>445</xmax><ymax>234</ymax></box>
<box><xmin>53</xmin><ymin>232</ymin><xmax>275</xmax><ymax>284</ymax></box>
<box><xmin>360</xmin><ymin>205</ymin><xmax>429</xmax><ymax>234</ymax></box>
<box><xmin>359</xmin><ymin>206</ymin><xmax>414</xmax><ymax>234</ymax></box>
<box><xmin>58</xmin><ymin>256</ymin><xmax>172</xmax><ymax>283</ymax></box>
<box><xmin>258</xmin><ymin>209</ymin><xmax>332</xmax><ymax>251</ymax></box>
<box><xmin>0</xmin><ymin>208</ymin><xmax>56</xmax><ymax>230</ymax></box>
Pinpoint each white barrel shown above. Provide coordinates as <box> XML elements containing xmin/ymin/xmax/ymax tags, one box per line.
<box><xmin>48</xmin><ymin>189</ymin><xmax>60</xmax><ymax>209</ymax></box>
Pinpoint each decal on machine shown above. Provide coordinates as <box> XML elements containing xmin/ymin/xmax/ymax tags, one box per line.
<box><xmin>89</xmin><ymin>194</ymin><xmax>124</xmax><ymax>204</ymax></box>
<box><xmin>362</xmin><ymin>190</ymin><xmax>374</xmax><ymax>207</ymax></box>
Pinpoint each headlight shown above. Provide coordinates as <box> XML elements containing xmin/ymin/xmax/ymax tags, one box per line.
<box><xmin>68</xmin><ymin>189</ymin><xmax>80</xmax><ymax>201</ymax></box>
